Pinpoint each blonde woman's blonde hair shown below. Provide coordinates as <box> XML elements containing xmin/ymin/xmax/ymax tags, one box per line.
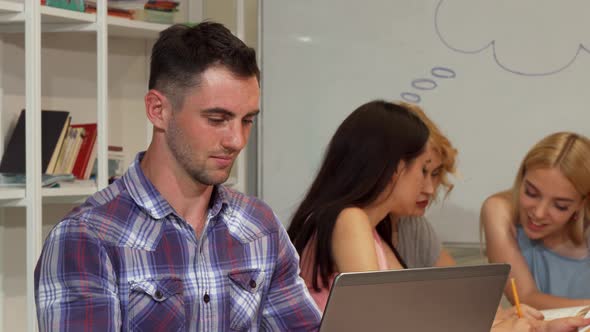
<box><xmin>512</xmin><ymin>132</ymin><xmax>590</xmax><ymax>245</ymax></box>
<box><xmin>399</xmin><ymin>102</ymin><xmax>458</xmax><ymax>200</ymax></box>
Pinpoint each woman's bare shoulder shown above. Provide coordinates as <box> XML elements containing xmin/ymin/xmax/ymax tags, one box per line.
<box><xmin>334</xmin><ymin>207</ymin><xmax>372</xmax><ymax>234</ymax></box>
<box><xmin>481</xmin><ymin>190</ymin><xmax>517</xmax><ymax>230</ymax></box>
<box><xmin>482</xmin><ymin>191</ymin><xmax>513</xmax><ymax>213</ymax></box>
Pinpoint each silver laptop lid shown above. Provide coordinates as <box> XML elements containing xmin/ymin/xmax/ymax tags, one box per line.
<box><xmin>319</xmin><ymin>264</ymin><xmax>510</xmax><ymax>332</ymax></box>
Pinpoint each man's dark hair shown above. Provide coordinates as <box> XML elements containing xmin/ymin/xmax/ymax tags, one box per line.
<box><xmin>149</xmin><ymin>21</ymin><xmax>259</xmax><ymax>108</ymax></box>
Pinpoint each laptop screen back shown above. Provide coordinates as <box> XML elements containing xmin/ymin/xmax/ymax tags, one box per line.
<box><xmin>319</xmin><ymin>264</ymin><xmax>510</xmax><ymax>332</ymax></box>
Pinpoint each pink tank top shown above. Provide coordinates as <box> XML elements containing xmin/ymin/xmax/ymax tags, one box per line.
<box><xmin>299</xmin><ymin>229</ymin><xmax>390</xmax><ymax>312</ymax></box>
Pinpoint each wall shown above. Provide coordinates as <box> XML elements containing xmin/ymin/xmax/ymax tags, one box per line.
<box><xmin>203</xmin><ymin>0</ymin><xmax>259</xmax><ymax>195</ymax></box>
<box><xmin>260</xmin><ymin>0</ymin><xmax>590</xmax><ymax>243</ymax></box>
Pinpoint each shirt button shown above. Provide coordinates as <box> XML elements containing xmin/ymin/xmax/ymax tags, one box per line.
<box><xmin>154</xmin><ymin>290</ymin><xmax>163</xmax><ymax>300</ymax></box>
<box><xmin>203</xmin><ymin>293</ymin><xmax>210</xmax><ymax>303</ymax></box>
<box><xmin>249</xmin><ymin>279</ymin><xmax>257</xmax><ymax>289</ymax></box>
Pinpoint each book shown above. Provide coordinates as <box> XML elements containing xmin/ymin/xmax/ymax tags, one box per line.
<box><xmin>0</xmin><ymin>109</ymin><xmax>71</xmax><ymax>174</ymax></box>
<box><xmin>46</xmin><ymin>0</ymin><xmax>85</xmax><ymax>12</ymax></box>
<box><xmin>71</xmin><ymin>123</ymin><xmax>97</xmax><ymax>180</ymax></box>
<box><xmin>83</xmin><ymin>141</ymin><xmax>98</xmax><ymax>180</ymax></box>
<box><xmin>0</xmin><ymin>172</ymin><xmax>75</xmax><ymax>188</ymax></box>
<box><xmin>45</xmin><ymin>114</ymin><xmax>71</xmax><ymax>174</ymax></box>
<box><xmin>541</xmin><ymin>305</ymin><xmax>590</xmax><ymax>331</ymax></box>
<box><xmin>53</xmin><ymin>125</ymin><xmax>74</xmax><ymax>175</ymax></box>
<box><xmin>65</xmin><ymin>127</ymin><xmax>84</xmax><ymax>174</ymax></box>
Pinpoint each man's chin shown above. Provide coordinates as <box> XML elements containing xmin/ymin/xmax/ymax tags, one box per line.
<box><xmin>194</xmin><ymin>172</ymin><xmax>231</xmax><ymax>186</ymax></box>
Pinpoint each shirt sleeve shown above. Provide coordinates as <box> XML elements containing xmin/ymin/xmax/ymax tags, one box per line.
<box><xmin>419</xmin><ymin>216</ymin><xmax>443</xmax><ymax>267</ymax></box>
<box><xmin>397</xmin><ymin>216</ymin><xmax>442</xmax><ymax>268</ymax></box>
<box><xmin>34</xmin><ymin>219</ymin><xmax>120</xmax><ymax>332</ymax></box>
<box><xmin>261</xmin><ymin>222</ymin><xmax>322</xmax><ymax>331</ymax></box>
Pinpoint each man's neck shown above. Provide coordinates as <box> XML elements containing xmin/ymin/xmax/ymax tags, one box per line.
<box><xmin>141</xmin><ymin>147</ymin><xmax>213</xmax><ymax>236</ymax></box>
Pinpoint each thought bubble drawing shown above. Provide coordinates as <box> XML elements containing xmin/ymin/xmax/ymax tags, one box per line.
<box><xmin>400</xmin><ymin>66</ymin><xmax>456</xmax><ymax>103</ymax></box>
<box><xmin>434</xmin><ymin>0</ymin><xmax>590</xmax><ymax>76</ymax></box>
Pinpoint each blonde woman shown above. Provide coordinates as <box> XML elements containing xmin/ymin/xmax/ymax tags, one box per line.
<box><xmin>390</xmin><ymin>111</ymin><xmax>590</xmax><ymax>331</ymax></box>
<box><xmin>482</xmin><ymin>132</ymin><xmax>590</xmax><ymax>310</ymax></box>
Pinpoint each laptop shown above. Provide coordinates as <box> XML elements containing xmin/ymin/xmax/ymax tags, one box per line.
<box><xmin>319</xmin><ymin>264</ymin><xmax>510</xmax><ymax>332</ymax></box>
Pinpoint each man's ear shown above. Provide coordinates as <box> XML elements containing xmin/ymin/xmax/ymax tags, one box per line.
<box><xmin>145</xmin><ymin>89</ymin><xmax>172</xmax><ymax>130</ymax></box>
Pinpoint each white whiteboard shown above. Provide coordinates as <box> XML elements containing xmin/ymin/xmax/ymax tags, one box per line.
<box><xmin>260</xmin><ymin>0</ymin><xmax>590</xmax><ymax>243</ymax></box>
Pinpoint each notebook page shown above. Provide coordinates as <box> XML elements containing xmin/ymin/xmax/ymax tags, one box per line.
<box><xmin>541</xmin><ymin>306</ymin><xmax>589</xmax><ymax>320</ymax></box>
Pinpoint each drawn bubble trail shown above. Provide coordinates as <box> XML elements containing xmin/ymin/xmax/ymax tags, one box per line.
<box><xmin>400</xmin><ymin>66</ymin><xmax>456</xmax><ymax>103</ymax></box>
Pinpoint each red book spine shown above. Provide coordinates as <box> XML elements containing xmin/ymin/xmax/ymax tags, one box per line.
<box><xmin>71</xmin><ymin>123</ymin><xmax>97</xmax><ymax>179</ymax></box>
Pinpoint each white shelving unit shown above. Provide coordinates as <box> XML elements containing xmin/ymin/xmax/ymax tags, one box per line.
<box><xmin>0</xmin><ymin>1</ymin><xmax>211</xmax><ymax>331</ymax></box>
<box><xmin>0</xmin><ymin>188</ymin><xmax>24</xmax><ymax>206</ymax></box>
<box><xmin>108</xmin><ymin>16</ymin><xmax>169</xmax><ymax>38</ymax></box>
<box><xmin>0</xmin><ymin>0</ymin><xmax>22</xmax><ymax>14</ymax></box>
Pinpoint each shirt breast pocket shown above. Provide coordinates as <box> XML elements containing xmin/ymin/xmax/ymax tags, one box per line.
<box><xmin>228</xmin><ymin>269</ymin><xmax>266</xmax><ymax>331</ymax></box>
<box><xmin>128</xmin><ymin>277</ymin><xmax>186</xmax><ymax>332</ymax></box>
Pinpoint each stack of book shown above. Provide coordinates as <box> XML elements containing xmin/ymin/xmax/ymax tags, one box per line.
<box><xmin>143</xmin><ymin>1</ymin><xmax>179</xmax><ymax>24</ymax></box>
<box><xmin>85</xmin><ymin>0</ymin><xmax>146</xmax><ymax>19</ymax></box>
<box><xmin>0</xmin><ymin>110</ymin><xmax>98</xmax><ymax>185</ymax></box>
<box><xmin>43</xmin><ymin>0</ymin><xmax>86</xmax><ymax>12</ymax></box>
<box><xmin>85</xmin><ymin>0</ymin><xmax>179</xmax><ymax>23</ymax></box>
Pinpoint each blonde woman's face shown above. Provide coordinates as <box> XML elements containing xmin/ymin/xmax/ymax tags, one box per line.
<box><xmin>519</xmin><ymin>167</ymin><xmax>584</xmax><ymax>241</ymax></box>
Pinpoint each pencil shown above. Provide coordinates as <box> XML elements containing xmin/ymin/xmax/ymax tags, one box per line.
<box><xmin>510</xmin><ymin>277</ymin><xmax>523</xmax><ymax>318</ymax></box>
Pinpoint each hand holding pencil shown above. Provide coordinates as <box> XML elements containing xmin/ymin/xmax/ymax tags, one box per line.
<box><xmin>511</xmin><ymin>277</ymin><xmax>523</xmax><ymax>318</ymax></box>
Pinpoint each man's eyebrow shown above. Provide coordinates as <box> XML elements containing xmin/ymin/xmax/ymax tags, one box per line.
<box><xmin>246</xmin><ymin>110</ymin><xmax>261</xmax><ymax>117</ymax></box>
<box><xmin>201</xmin><ymin>108</ymin><xmax>235</xmax><ymax>117</ymax></box>
<box><xmin>201</xmin><ymin>108</ymin><xmax>260</xmax><ymax>118</ymax></box>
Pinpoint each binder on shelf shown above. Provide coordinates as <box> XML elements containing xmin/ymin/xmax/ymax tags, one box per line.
<box><xmin>0</xmin><ymin>109</ymin><xmax>71</xmax><ymax>174</ymax></box>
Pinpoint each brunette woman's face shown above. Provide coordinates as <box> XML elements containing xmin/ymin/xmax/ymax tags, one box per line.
<box><xmin>519</xmin><ymin>167</ymin><xmax>584</xmax><ymax>241</ymax></box>
<box><xmin>387</xmin><ymin>146</ymin><xmax>433</xmax><ymax>216</ymax></box>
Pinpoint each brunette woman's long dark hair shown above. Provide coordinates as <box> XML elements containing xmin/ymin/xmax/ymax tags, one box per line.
<box><xmin>287</xmin><ymin>100</ymin><xmax>429</xmax><ymax>291</ymax></box>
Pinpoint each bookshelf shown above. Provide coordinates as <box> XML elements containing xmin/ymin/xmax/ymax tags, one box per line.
<box><xmin>0</xmin><ymin>188</ymin><xmax>24</xmax><ymax>206</ymax></box>
<box><xmin>40</xmin><ymin>5</ymin><xmax>95</xmax><ymax>24</ymax></box>
<box><xmin>41</xmin><ymin>186</ymin><xmax>97</xmax><ymax>205</ymax></box>
<box><xmin>0</xmin><ymin>0</ymin><xmax>23</xmax><ymax>14</ymax></box>
<box><xmin>108</xmin><ymin>16</ymin><xmax>168</xmax><ymax>38</ymax></box>
<box><xmin>0</xmin><ymin>1</ymin><xmax>250</xmax><ymax>331</ymax></box>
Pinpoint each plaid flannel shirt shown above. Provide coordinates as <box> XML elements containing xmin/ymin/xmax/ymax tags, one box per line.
<box><xmin>35</xmin><ymin>152</ymin><xmax>321</xmax><ymax>331</ymax></box>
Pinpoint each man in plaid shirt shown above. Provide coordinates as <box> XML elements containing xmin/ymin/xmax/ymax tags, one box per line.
<box><xmin>35</xmin><ymin>21</ymin><xmax>321</xmax><ymax>331</ymax></box>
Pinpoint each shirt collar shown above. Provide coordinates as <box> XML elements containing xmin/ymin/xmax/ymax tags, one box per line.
<box><xmin>123</xmin><ymin>152</ymin><xmax>231</xmax><ymax>221</ymax></box>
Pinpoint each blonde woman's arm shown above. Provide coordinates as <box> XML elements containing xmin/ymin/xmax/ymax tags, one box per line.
<box><xmin>434</xmin><ymin>248</ymin><xmax>457</xmax><ymax>267</ymax></box>
<box><xmin>491</xmin><ymin>316</ymin><xmax>590</xmax><ymax>332</ymax></box>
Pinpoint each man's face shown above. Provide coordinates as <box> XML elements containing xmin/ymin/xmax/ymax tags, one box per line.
<box><xmin>166</xmin><ymin>66</ymin><xmax>260</xmax><ymax>185</ymax></box>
